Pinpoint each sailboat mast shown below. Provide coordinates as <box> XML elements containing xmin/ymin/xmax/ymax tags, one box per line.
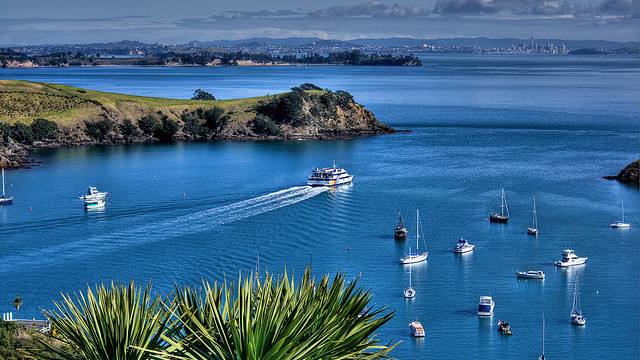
<box><xmin>622</xmin><ymin>201</ymin><xmax>625</xmax><ymax>223</ymax></box>
<box><xmin>1</xmin><ymin>168</ymin><xmax>5</xmax><ymax>197</ymax></box>
<box><xmin>501</xmin><ymin>189</ymin><xmax>505</xmax><ymax>216</ymax></box>
<box><xmin>409</xmin><ymin>265</ymin><xmax>412</xmax><ymax>287</ymax></box>
<box><xmin>542</xmin><ymin>315</ymin><xmax>545</xmax><ymax>356</ymax></box>
<box><xmin>416</xmin><ymin>210</ymin><xmax>420</xmax><ymax>251</ymax></box>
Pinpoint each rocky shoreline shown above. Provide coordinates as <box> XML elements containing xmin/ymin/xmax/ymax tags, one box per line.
<box><xmin>603</xmin><ymin>160</ymin><xmax>640</xmax><ymax>187</ymax></box>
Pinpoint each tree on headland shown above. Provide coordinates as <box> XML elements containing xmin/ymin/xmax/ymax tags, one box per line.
<box><xmin>13</xmin><ymin>297</ymin><xmax>22</xmax><ymax>320</ymax></box>
<box><xmin>191</xmin><ymin>89</ymin><xmax>216</xmax><ymax>101</ymax></box>
<box><xmin>137</xmin><ymin>115</ymin><xmax>160</xmax><ymax>136</ymax></box>
<box><xmin>30</xmin><ymin>118</ymin><xmax>59</xmax><ymax>141</ymax></box>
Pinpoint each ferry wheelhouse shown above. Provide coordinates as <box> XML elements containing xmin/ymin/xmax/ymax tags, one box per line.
<box><xmin>306</xmin><ymin>163</ymin><xmax>352</xmax><ymax>187</ymax></box>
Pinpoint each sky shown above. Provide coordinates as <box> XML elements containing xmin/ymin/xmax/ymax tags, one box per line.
<box><xmin>1</xmin><ymin>0</ymin><xmax>638</xmax><ymax>45</ymax></box>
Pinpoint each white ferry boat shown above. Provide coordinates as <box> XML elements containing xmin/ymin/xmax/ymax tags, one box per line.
<box><xmin>409</xmin><ymin>321</ymin><xmax>425</xmax><ymax>337</ymax></box>
<box><xmin>79</xmin><ymin>186</ymin><xmax>108</xmax><ymax>210</ymax></box>
<box><xmin>477</xmin><ymin>296</ymin><xmax>495</xmax><ymax>316</ymax></box>
<box><xmin>306</xmin><ymin>163</ymin><xmax>353</xmax><ymax>187</ymax></box>
<box><xmin>554</xmin><ymin>249</ymin><xmax>587</xmax><ymax>267</ymax></box>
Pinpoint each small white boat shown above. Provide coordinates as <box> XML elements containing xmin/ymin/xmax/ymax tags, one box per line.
<box><xmin>400</xmin><ymin>210</ymin><xmax>428</xmax><ymax>264</ymax></box>
<box><xmin>554</xmin><ymin>249</ymin><xmax>587</xmax><ymax>267</ymax></box>
<box><xmin>0</xmin><ymin>168</ymin><xmax>13</xmax><ymax>206</ymax></box>
<box><xmin>394</xmin><ymin>212</ymin><xmax>408</xmax><ymax>240</ymax></box>
<box><xmin>477</xmin><ymin>296</ymin><xmax>495</xmax><ymax>316</ymax></box>
<box><xmin>610</xmin><ymin>201</ymin><xmax>631</xmax><ymax>228</ymax></box>
<box><xmin>79</xmin><ymin>186</ymin><xmax>108</xmax><ymax>210</ymax></box>
<box><xmin>570</xmin><ymin>278</ymin><xmax>586</xmax><ymax>326</ymax></box>
<box><xmin>453</xmin><ymin>238</ymin><xmax>475</xmax><ymax>253</ymax></box>
<box><xmin>404</xmin><ymin>265</ymin><xmax>416</xmax><ymax>298</ymax></box>
<box><xmin>489</xmin><ymin>188</ymin><xmax>509</xmax><ymax>223</ymax></box>
<box><xmin>516</xmin><ymin>270</ymin><xmax>545</xmax><ymax>279</ymax></box>
<box><xmin>527</xmin><ymin>196</ymin><xmax>539</xmax><ymax>236</ymax></box>
<box><xmin>409</xmin><ymin>321</ymin><xmax>425</xmax><ymax>337</ymax></box>
<box><xmin>306</xmin><ymin>162</ymin><xmax>353</xmax><ymax>187</ymax></box>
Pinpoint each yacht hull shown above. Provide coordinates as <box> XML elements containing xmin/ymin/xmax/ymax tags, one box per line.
<box><xmin>490</xmin><ymin>214</ymin><xmax>509</xmax><ymax>223</ymax></box>
<box><xmin>400</xmin><ymin>253</ymin><xmax>428</xmax><ymax>264</ymax></box>
<box><xmin>307</xmin><ymin>175</ymin><xmax>353</xmax><ymax>187</ymax></box>
<box><xmin>0</xmin><ymin>197</ymin><xmax>13</xmax><ymax>205</ymax></box>
<box><xmin>555</xmin><ymin>258</ymin><xmax>587</xmax><ymax>267</ymax></box>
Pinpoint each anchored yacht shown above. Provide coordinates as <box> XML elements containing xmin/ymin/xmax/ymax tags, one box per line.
<box><xmin>554</xmin><ymin>249</ymin><xmax>587</xmax><ymax>267</ymax></box>
<box><xmin>516</xmin><ymin>270</ymin><xmax>545</xmax><ymax>280</ymax></box>
<box><xmin>306</xmin><ymin>162</ymin><xmax>353</xmax><ymax>187</ymax></box>
<box><xmin>477</xmin><ymin>296</ymin><xmax>495</xmax><ymax>316</ymax></box>
<box><xmin>79</xmin><ymin>186</ymin><xmax>108</xmax><ymax>210</ymax></box>
<box><xmin>610</xmin><ymin>201</ymin><xmax>631</xmax><ymax>229</ymax></box>
<box><xmin>400</xmin><ymin>210</ymin><xmax>428</xmax><ymax>264</ymax></box>
<box><xmin>453</xmin><ymin>238</ymin><xmax>475</xmax><ymax>254</ymax></box>
<box><xmin>0</xmin><ymin>168</ymin><xmax>13</xmax><ymax>206</ymax></box>
<box><xmin>478</xmin><ymin>296</ymin><xmax>496</xmax><ymax>316</ymax></box>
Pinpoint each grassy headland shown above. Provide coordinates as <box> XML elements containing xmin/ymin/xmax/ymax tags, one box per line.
<box><xmin>0</xmin><ymin>81</ymin><xmax>394</xmax><ymax>168</ymax></box>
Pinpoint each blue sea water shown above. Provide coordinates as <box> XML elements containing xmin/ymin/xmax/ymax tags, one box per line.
<box><xmin>0</xmin><ymin>55</ymin><xmax>638</xmax><ymax>359</ymax></box>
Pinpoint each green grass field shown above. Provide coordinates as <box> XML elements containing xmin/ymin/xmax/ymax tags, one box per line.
<box><xmin>0</xmin><ymin>80</ymin><xmax>276</xmax><ymax>126</ymax></box>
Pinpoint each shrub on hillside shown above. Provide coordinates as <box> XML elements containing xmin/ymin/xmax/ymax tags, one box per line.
<box><xmin>153</xmin><ymin>117</ymin><xmax>179</xmax><ymax>142</ymax></box>
<box><xmin>30</xmin><ymin>118</ymin><xmax>59</xmax><ymax>141</ymax></box>
<box><xmin>252</xmin><ymin>114</ymin><xmax>282</xmax><ymax>136</ymax></box>
<box><xmin>203</xmin><ymin>107</ymin><xmax>229</xmax><ymax>136</ymax></box>
<box><xmin>119</xmin><ymin>119</ymin><xmax>141</xmax><ymax>141</ymax></box>
<box><xmin>9</xmin><ymin>123</ymin><xmax>34</xmax><ymax>144</ymax></box>
<box><xmin>181</xmin><ymin>112</ymin><xmax>209</xmax><ymax>138</ymax></box>
<box><xmin>84</xmin><ymin>118</ymin><xmax>113</xmax><ymax>141</ymax></box>
<box><xmin>138</xmin><ymin>115</ymin><xmax>160</xmax><ymax>136</ymax></box>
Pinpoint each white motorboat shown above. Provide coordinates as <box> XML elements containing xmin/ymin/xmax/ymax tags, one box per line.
<box><xmin>489</xmin><ymin>188</ymin><xmax>509</xmax><ymax>223</ymax></box>
<box><xmin>570</xmin><ymin>278</ymin><xmax>586</xmax><ymax>326</ymax></box>
<box><xmin>527</xmin><ymin>196</ymin><xmax>539</xmax><ymax>236</ymax></box>
<box><xmin>554</xmin><ymin>249</ymin><xmax>587</xmax><ymax>267</ymax></box>
<box><xmin>453</xmin><ymin>238</ymin><xmax>475</xmax><ymax>253</ymax></box>
<box><xmin>610</xmin><ymin>201</ymin><xmax>631</xmax><ymax>228</ymax></box>
<box><xmin>79</xmin><ymin>186</ymin><xmax>108</xmax><ymax>210</ymax></box>
<box><xmin>409</xmin><ymin>321</ymin><xmax>425</xmax><ymax>337</ymax></box>
<box><xmin>404</xmin><ymin>265</ymin><xmax>416</xmax><ymax>298</ymax></box>
<box><xmin>516</xmin><ymin>270</ymin><xmax>545</xmax><ymax>280</ymax></box>
<box><xmin>0</xmin><ymin>168</ymin><xmax>13</xmax><ymax>206</ymax></box>
<box><xmin>400</xmin><ymin>210</ymin><xmax>428</xmax><ymax>264</ymax></box>
<box><xmin>477</xmin><ymin>296</ymin><xmax>495</xmax><ymax>316</ymax></box>
<box><xmin>306</xmin><ymin>162</ymin><xmax>353</xmax><ymax>187</ymax></box>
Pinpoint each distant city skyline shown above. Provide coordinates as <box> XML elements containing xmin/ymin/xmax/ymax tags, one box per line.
<box><xmin>1</xmin><ymin>0</ymin><xmax>638</xmax><ymax>45</ymax></box>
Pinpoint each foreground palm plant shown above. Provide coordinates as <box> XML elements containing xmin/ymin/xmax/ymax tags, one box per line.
<box><xmin>35</xmin><ymin>282</ymin><xmax>169</xmax><ymax>360</ymax></box>
<box><xmin>149</xmin><ymin>268</ymin><xmax>395</xmax><ymax>359</ymax></box>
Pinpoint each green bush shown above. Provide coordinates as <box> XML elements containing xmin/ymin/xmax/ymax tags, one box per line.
<box><xmin>252</xmin><ymin>114</ymin><xmax>282</xmax><ymax>136</ymax></box>
<box><xmin>181</xmin><ymin>112</ymin><xmax>209</xmax><ymax>138</ymax></box>
<box><xmin>137</xmin><ymin>115</ymin><xmax>160</xmax><ymax>136</ymax></box>
<box><xmin>153</xmin><ymin>117</ymin><xmax>179</xmax><ymax>142</ymax></box>
<box><xmin>30</xmin><ymin>118</ymin><xmax>59</xmax><ymax>141</ymax></box>
<box><xmin>84</xmin><ymin>118</ymin><xmax>113</xmax><ymax>141</ymax></box>
<box><xmin>118</xmin><ymin>119</ymin><xmax>141</xmax><ymax>140</ymax></box>
<box><xmin>203</xmin><ymin>107</ymin><xmax>229</xmax><ymax>136</ymax></box>
<box><xmin>9</xmin><ymin>123</ymin><xmax>34</xmax><ymax>145</ymax></box>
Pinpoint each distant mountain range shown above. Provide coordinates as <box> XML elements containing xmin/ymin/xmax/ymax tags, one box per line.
<box><xmin>187</xmin><ymin>37</ymin><xmax>639</xmax><ymax>49</ymax></box>
<box><xmin>8</xmin><ymin>37</ymin><xmax>638</xmax><ymax>50</ymax></box>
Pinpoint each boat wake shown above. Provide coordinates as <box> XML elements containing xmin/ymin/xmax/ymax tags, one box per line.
<box><xmin>0</xmin><ymin>186</ymin><xmax>327</xmax><ymax>272</ymax></box>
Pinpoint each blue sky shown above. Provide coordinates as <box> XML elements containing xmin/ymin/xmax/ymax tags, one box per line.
<box><xmin>1</xmin><ymin>0</ymin><xmax>638</xmax><ymax>45</ymax></box>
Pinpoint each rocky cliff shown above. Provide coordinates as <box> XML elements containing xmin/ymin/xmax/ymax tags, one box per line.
<box><xmin>604</xmin><ymin>160</ymin><xmax>640</xmax><ymax>187</ymax></box>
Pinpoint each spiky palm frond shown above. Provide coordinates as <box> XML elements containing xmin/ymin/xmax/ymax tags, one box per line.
<box><xmin>149</xmin><ymin>268</ymin><xmax>396</xmax><ymax>360</ymax></box>
<box><xmin>35</xmin><ymin>282</ymin><xmax>169</xmax><ymax>360</ymax></box>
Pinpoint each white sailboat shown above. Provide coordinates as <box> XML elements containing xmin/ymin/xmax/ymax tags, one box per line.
<box><xmin>400</xmin><ymin>210</ymin><xmax>428</xmax><ymax>264</ymax></box>
<box><xmin>539</xmin><ymin>315</ymin><xmax>545</xmax><ymax>360</ymax></box>
<box><xmin>610</xmin><ymin>201</ymin><xmax>631</xmax><ymax>228</ymax></box>
<box><xmin>0</xmin><ymin>168</ymin><xmax>13</xmax><ymax>206</ymax></box>
<box><xmin>571</xmin><ymin>278</ymin><xmax>586</xmax><ymax>326</ymax></box>
<box><xmin>527</xmin><ymin>197</ymin><xmax>538</xmax><ymax>236</ymax></box>
<box><xmin>403</xmin><ymin>265</ymin><xmax>416</xmax><ymax>298</ymax></box>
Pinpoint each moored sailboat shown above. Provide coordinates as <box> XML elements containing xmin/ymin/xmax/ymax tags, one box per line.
<box><xmin>0</xmin><ymin>168</ymin><xmax>13</xmax><ymax>206</ymax></box>
<box><xmin>571</xmin><ymin>278</ymin><xmax>586</xmax><ymax>326</ymax></box>
<box><xmin>403</xmin><ymin>265</ymin><xmax>416</xmax><ymax>298</ymax></box>
<box><xmin>400</xmin><ymin>210</ymin><xmax>428</xmax><ymax>264</ymax></box>
<box><xmin>489</xmin><ymin>188</ymin><xmax>509</xmax><ymax>223</ymax></box>
<box><xmin>610</xmin><ymin>201</ymin><xmax>631</xmax><ymax>228</ymax></box>
<box><xmin>527</xmin><ymin>197</ymin><xmax>538</xmax><ymax>236</ymax></box>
